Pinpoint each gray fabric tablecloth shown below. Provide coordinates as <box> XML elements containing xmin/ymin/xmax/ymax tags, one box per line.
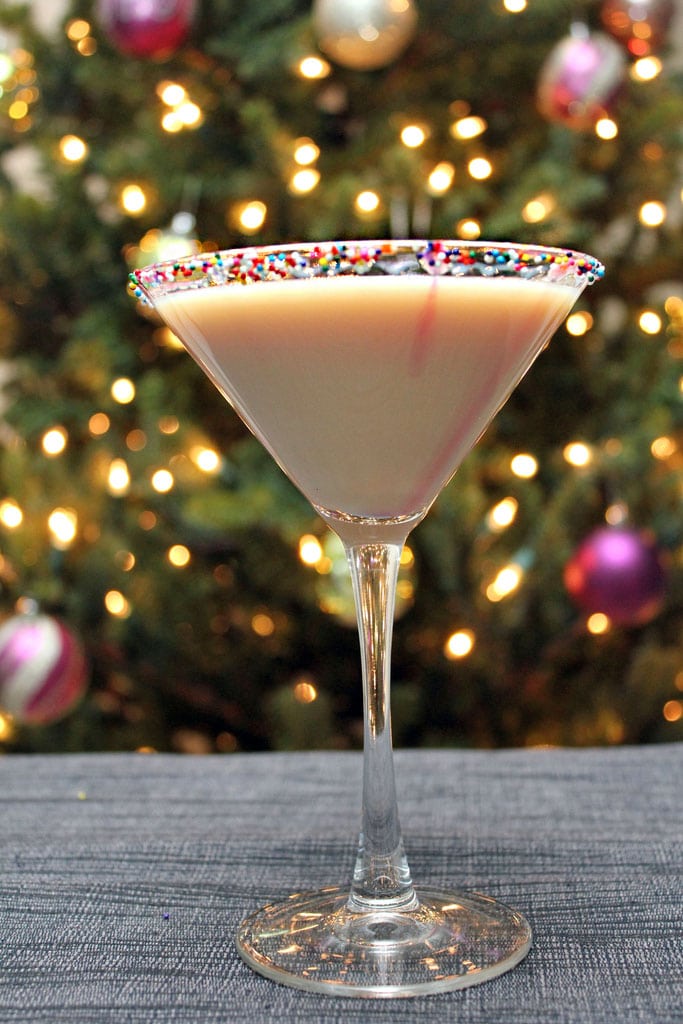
<box><xmin>0</xmin><ymin>746</ymin><xmax>681</xmax><ymax>1023</ymax></box>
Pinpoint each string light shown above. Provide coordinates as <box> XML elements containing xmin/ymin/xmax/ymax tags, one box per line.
<box><xmin>650</xmin><ymin>436</ymin><xmax>676</xmax><ymax>460</ymax></box>
<box><xmin>8</xmin><ymin>100</ymin><xmax>29</xmax><ymax>121</ymax></box>
<box><xmin>119</xmin><ymin>184</ymin><xmax>148</xmax><ymax>215</ymax></box>
<box><xmin>139</xmin><ymin>510</ymin><xmax>157</xmax><ymax>530</ymax></box>
<box><xmin>176</xmin><ymin>101</ymin><xmax>202</xmax><ymax>128</ymax></box>
<box><xmin>156</xmin><ymin>326</ymin><xmax>184</xmax><ymax>350</ymax></box>
<box><xmin>486</xmin><ymin>563</ymin><xmax>523</xmax><ymax>602</ymax></box>
<box><xmin>293</xmin><ymin>138</ymin><xmax>320</xmax><ymax>165</ymax></box>
<box><xmin>0</xmin><ymin>711</ymin><xmax>15</xmax><ymax>741</ymax></box>
<box><xmin>296</xmin><ymin>56</ymin><xmax>331</xmax><ymax>79</ymax></box>
<box><xmin>252</xmin><ymin>612</ymin><xmax>276</xmax><ymax>637</ymax></box>
<box><xmin>563</xmin><ymin>442</ymin><xmax>593</xmax><ymax>467</ymax></box>
<box><xmin>0</xmin><ymin>499</ymin><xmax>23</xmax><ymax>529</ymax></box>
<box><xmin>595</xmin><ymin>118</ymin><xmax>618</xmax><ymax>140</ymax></box>
<box><xmin>111</xmin><ymin>378</ymin><xmax>135</xmax><ymax>404</ymax></box>
<box><xmin>157</xmin><ymin>81</ymin><xmax>186</xmax><ymax>106</ymax></box>
<box><xmin>400</xmin><ymin>124</ymin><xmax>427</xmax><ymax>148</ymax></box>
<box><xmin>503</xmin><ymin>0</ymin><xmax>527</xmax><ymax>11</ymax></box>
<box><xmin>190</xmin><ymin>446</ymin><xmax>221</xmax><ymax>473</ymax></box>
<box><xmin>116</xmin><ymin>551</ymin><xmax>136</xmax><ymax>571</ymax></box>
<box><xmin>59</xmin><ymin>134</ymin><xmax>88</xmax><ymax>163</ymax></box>
<box><xmin>467</xmin><ymin>157</ymin><xmax>493</xmax><ymax>181</ymax></box>
<box><xmin>444</xmin><ymin>629</ymin><xmax>475</xmax><ymax>659</ymax></box>
<box><xmin>76</xmin><ymin>36</ymin><xmax>97</xmax><ymax>56</ymax></box>
<box><xmin>605</xmin><ymin>502</ymin><xmax>628</xmax><ymax>525</ymax></box>
<box><xmin>314</xmin><ymin>554</ymin><xmax>334</xmax><ymax>575</ymax></box>
<box><xmin>639</xmin><ymin>310</ymin><xmax>662</xmax><ymax>334</ymax></box>
<box><xmin>456</xmin><ymin>218</ymin><xmax>481</xmax><ymax>240</ymax></box>
<box><xmin>290</xmin><ymin>168</ymin><xmax>320</xmax><ymax>194</ymax></box>
<box><xmin>587</xmin><ymin>612</ymin><xmax>611</xmax><ymax>634</ymax></box>
<box><xmin>41</xmin><ymin>426</ymin><xmax>68</xmax><ymax>456</ymax></box>
<box><xmin>355</xmin><ymin>190</ymin><xmax>381</xmax><ymax>213</ymax></box>
<box><xmin>126</xmin><ymin>429</ymin><xmax>146</xmax><ymax>451</ymax></box>
<box><xmin>522</xmin><ymin>194</ymin><xmax>555</xmax><ymax>224</ymax></box>
<box><xmin>234</xmin><ymin>200</ymin><xmax>267</xmax><ymax>233</ymax></box>
<box><xmin>161</xmin><ymin>111</ymin><xmax>184</xmax><ymax>133</ymax></box>
<box><xmin>0</xmin><ymin>53</ymin><xmax>13</xmax><ymax>83</ymax></box>
<box><xmin>108</xmin><ymin>458</ymin><xmax>130</xmax><ymax>495</ymax></box>
<box><xmin>151</xmin><ymin>469</ymin><xmax>174</xmax><ymax>493</ymax></box>
<box><xmin>663</xmin><ymin>700</ymin><xmax>683</xmax><ymax>722</ymax></box>
<box><xmin>487</xmin><ymin>497</ymin><xmax>519</xmax><ymax>531</ymax></box>
<box><xmin>400</xmin><ymin>546</ymin><xmax>414</xmax><ymax>567</ymax></box>
<box><xmin>631</xmin><ymin>56</ymin><xmax>662</xmax><ymax>81</ymax></box>
<box><xmin>639</xmin><ymin>200</ymin><xmax>666</xmax><ymax>227</ymax></box>
<box><xmin>566</xmin><ymin>311</ymin><xmax>594</xmax><ymax>336</ymax></box>
<box><xmin>158</xmin><ymin>416</ymin><xmax>180</xmax><ymax>434</ymax></box>
<box><xmin>48</xmin><ymin>508</ymin><xmax>77</xmax><ymax>549</ymax></box>
<box><xmin>449</xmin><ymin>100</ymin><xmax>471</xmax><ymax>119</ymax></box>
<box><xmin>299</xmin><ymin>534</ymin><xmax>323</xmax><ymax>565</ymax></box>
<box><xmin>66</xmin><ymin>19</ymin><xmax>91</xmax><ymax>41</ymax></box>
<box><xmin>168</xmin><ymin>544</ymin><xmax>191</xmax><ymax>567</ymax></box>
<box><xmin>450</xmin><ymin>115</ymin><xmax>487</xmax><ymax>140</ymax></box>
<box><xmin>642</xmin><ymin>141</ymin><xmax>664</xmax><ymax>163</ymax></box>
<box><xmin>427</xmin><ymin>162</ymin><xmax>455</xmax><ymax>194</ymax></box>
<box><xmin>510</xmin><ymin>453</ymin><xmax>538</xmax><ymax>479</ymax></box>
<box><xmin>105</xmin><ymin>590</ymin><xmax>131</xmax><ymax>617</ymax></box>
<box><xmin>89</xmin><ymin>412</ymin><xmax>110</xmax><ymax>435</ymax></box>
<box><xmin>293</xmin><ymin>678</ymin><xmax>318</xmax><ymax>703</ymax></box>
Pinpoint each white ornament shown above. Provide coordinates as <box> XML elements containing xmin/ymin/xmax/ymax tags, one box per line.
<box><xmin>313</xmin><ymin>0</ymin><xmax>418</xmax><ymax>71</ymax></box>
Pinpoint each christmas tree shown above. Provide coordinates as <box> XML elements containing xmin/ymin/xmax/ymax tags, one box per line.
<box><xmin>0</xmin><ymin>0</ymin><xmax>682</xmax><ymax>753</ymax></box>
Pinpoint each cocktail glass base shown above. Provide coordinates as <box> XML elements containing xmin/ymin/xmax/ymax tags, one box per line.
<box><xmin>236</xmin><ymin>885</ymin><xmax>531</xmax><ymax>998</ymax></box>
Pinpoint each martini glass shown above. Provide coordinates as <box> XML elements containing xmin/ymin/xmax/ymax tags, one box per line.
<box><xmin>131</xmin><ymin>240</ymin><xmax>603</xmax><ymax>998</ymax></box>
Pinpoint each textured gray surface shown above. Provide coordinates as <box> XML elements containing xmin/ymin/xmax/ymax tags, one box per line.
<box><xmin>0</xmin><ymin>745</ymin><xmax>681</xmax><ymax>1022</ymax></box>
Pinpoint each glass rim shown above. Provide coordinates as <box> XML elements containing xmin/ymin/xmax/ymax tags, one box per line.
<box><xmin>130</xmin><ymin>238</ymin><xmax>604</xmax><ymax>305</ymax></box>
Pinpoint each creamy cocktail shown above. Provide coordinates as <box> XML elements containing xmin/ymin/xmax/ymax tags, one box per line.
<box><xmin>155</xmin><ymin>273</ymin><xmax>575</xmax><ymax>522</ymax></box>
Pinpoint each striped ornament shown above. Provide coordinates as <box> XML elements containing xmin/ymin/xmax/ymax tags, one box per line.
<box><xmin>0</xmin><ymin>613</ymin><xmax>88</xmax><ymax>725</ymax></box>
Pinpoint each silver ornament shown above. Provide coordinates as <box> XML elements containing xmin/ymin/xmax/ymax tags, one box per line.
<box><xmin>312</xmin><ymin>0</ymin><xmax>418</xmax><ymax>71</ymax></box>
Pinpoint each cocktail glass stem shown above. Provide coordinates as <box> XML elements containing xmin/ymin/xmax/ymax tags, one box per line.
<box><xmin>344</xmin><ymin>540</ymin><xmax>418</xmax><ymax>912</ymax></box>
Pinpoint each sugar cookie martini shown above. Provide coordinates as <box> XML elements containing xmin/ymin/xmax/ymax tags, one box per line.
<box><xmin>131</xmin><ymin>240</ymin><xmax>603</xmax><ymax>998</ymax></box>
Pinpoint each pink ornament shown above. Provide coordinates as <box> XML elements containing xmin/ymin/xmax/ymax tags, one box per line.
<box><xmin>96</xmin><ymin>0</ymin><xmax>196</xmax><ymax>59</ymax></box>
<box><xmin>564</xmin><ymin>526</ymin><xmax>666</xmax><ymax>626</ymax></box>
<box><xmin>0</xmin><ymin>613</ymin><xmax>88</xmax><ymax>725</ymax></box>
<box><xmin>537</xmin><ymin>27</ymin><xmax>626</xmax><ymax>130</ymax></box>
<box><xmin>601</xmin><ymin>0</ymin><xmax>674</xmax><ymax>56</ymax></box>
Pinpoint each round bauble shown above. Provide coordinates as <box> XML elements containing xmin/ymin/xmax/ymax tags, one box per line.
<box><xmin>537</xmin><ymin>27</ymin><xmax>627</xmax><ymax>131</ymax></box>
<box><xmin>601</xmin><ymin>0</ymin><xmax>674</xmax><ymax>56</ymax></box>
<box><xmin>564</xmin><ymin>525</ymin><xmax>666</xmax><ymax>626</ymax></box>
<box><xmin>312</xmin><ymin>0</ymin><xmax>418</xmax><ymax>71</ymax></box>
<box><xmin>0</xmin><ymin>613</ymin><xmax>88</xmax><ymax>725</ymax></box>
<box><xmin>96</xmin><ymin>0</ymin><xmax>196</xmax><ymax>59</ymax></box>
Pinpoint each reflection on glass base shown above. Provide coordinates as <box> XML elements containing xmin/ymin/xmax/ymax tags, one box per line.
<box><xmin>236</xmin><ymin>885</ymin><xmax>531</xmax><ymax>998</ymax></box>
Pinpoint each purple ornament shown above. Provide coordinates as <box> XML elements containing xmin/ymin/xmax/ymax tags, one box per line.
<box><xmin>537</xmin><ymin>26</ymin><xmax>626</xmax><ymax>130</ymax></box>
<box><xmin>0</xmin><ymin>613</ymin><xmax>88</xmax><ymax>724</ymax></box>
<box><xmin>96</xmin><ymin>0</ymin><xmax>196</xmax><ymax>59</ymax></box>
<box><xmin>564</xmin><ymin>525</ymin><xmax>667</xmax><ymax>626</ymax></box>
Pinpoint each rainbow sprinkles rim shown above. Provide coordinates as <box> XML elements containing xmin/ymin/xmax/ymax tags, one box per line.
<box><xmin>130</xmin><ymin>239</ymin><xmax>605</xmax><ymax>305</ymax></box>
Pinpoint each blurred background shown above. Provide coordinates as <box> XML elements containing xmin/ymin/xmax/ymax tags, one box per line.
<box><xmin>0</xmin><ymin>0</ymin><xmax>683</xmax><ymax>754</ymax></box>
